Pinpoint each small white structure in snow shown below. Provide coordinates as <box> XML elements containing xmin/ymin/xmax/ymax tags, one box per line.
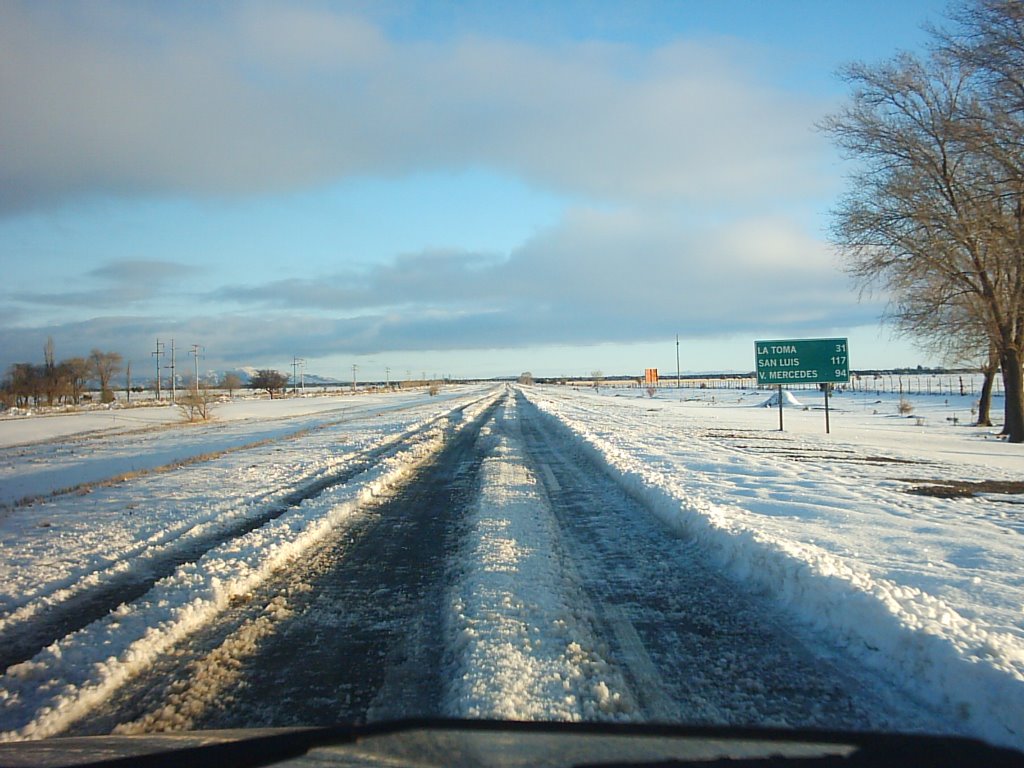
<box><xmin>760</xmin><ymin>389</ymin><xmax>803</xmax><ymax>408</ymax></box>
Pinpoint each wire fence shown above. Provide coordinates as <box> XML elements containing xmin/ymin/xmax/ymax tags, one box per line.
<box><xmin>616</xmin><ymin>372</ymin><xmax>1000</xmax><ymax>397</ymax></box>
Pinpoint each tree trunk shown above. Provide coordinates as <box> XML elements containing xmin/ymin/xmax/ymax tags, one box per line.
<box><xmin>977</xmin><ymin>366</ymin><xmax>995</xmax><ymax>427</ymax></box>
<box><xmin>977</xmin><ymin>344</ymin><xmax>999</xmax><ymax>427</ymax></box>
<box><xmin>1000</xmin><ymin>346</ymin><xmax>1024</xmax><ymax>443</ymax></box>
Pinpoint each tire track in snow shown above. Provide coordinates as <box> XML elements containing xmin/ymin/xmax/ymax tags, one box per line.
<box><xmin>0</xmin><ymin>396</ymin><xmax>497</xmax><ymax>678</ymax></box>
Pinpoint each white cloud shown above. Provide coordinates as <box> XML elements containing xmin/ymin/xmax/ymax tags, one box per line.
<box><xmin>194</xmin><ymin>206</ymin><xmax>872</xmax><ymax>348</ymax></box>
<box><xmin>238</xmin><ymin>5</ymin><xmax>389</xmax><ymax>71</ymax></box>
<box><xmin>0</xmin><ymin>2</ymin><xmax>829</xmax><ymax>213</ymax></box>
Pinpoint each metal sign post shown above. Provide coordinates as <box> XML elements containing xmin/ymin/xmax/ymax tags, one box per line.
<box><xmin>755</xmin><ymin>338</ymin><xmax>850</xmax><ymax>433</ymax></box>
<box><xmin>824</xmin><ymin>385</ymin><xmax>830</xmax><ymax>434</ymax></box>
<box><xmin>778</xmin><ymin>384</ymin><xmax>784</xmax><ymax>431</ymax></box>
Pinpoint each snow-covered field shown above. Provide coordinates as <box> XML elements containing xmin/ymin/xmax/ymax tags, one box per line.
<box><xmin>0</xmin><ymin>389</ymin><xmax>470</xmax><ymax>506</ymax></box>
<box><xmin>1</xmin><ymin>383</ymin><xmax>1022</xmax><ymax>749</ymax></box>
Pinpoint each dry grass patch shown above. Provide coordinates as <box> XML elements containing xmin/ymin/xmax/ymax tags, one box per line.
<box><xmin>900</xmin><ymin>479</ymin><xmax>1024</xmax><ymax>499</ymax></box>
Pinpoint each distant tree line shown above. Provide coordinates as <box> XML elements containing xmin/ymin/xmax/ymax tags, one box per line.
<box><xmin>1</xmin><ymin>339</ymin><xmax>296</xmax><ymax>408</ymax></box>
<box><xmin>1</xmin><ymin>339</ymin><xmax>123</xmax><ymax>407</ymax></box>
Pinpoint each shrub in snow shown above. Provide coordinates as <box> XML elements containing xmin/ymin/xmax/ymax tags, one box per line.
<box><xmin>178</xmin><ymin>387</ymin><xmax>214</xmax><ymax>422</ymax></box>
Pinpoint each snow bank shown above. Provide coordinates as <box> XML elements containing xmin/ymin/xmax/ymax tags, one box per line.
<box><xmin>759</xmin><ymin>389</ymin><xmax>803</xmax><ymax>408</ymax></box>
<box><xmin>522</xmin><ymin>388</ymin><xmax>1024</xmax><ymax>750</ymax></box>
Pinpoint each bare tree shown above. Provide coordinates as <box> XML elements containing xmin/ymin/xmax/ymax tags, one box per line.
<box><xmin>60</xmin><ymin>357</ymin><xmax>90</xmax><ymax>405</ymax></box>
<box><xmin>89</xmin><ymin>349</ymin><xmax>123</xmax><ymax>404</ymax></box>
<box><xmin>42</xmin><ymin>337</ymin><xmax>59</xmax><ymax>406</ymax></box>
<box><xmin>219</xmin><ymin>372</ymin><xmax>242</xmax><ymax>397</ymax></box>
<box><xmin>250</xmin><ymin>369</ymin><xmax>288</xmax><ymax>399</ymax></box>
<box><xmin>823</xmin><ymin>28</ymin><xmax>1024</xmax><ymax>442</ymax></box>
<box><xmin>179</xmin><ymin>384</ymin><xmax>214</xmax><ymax>422</ymax></box>
<box><xmin>942</xmin><ymin>0</ymin><xmax>1024</xmax><ymax>436</ymax></box>
<box><xmin>4</xmin><ymin>363</ymin><xmax>41</xmax><ymax>408</ymax></box>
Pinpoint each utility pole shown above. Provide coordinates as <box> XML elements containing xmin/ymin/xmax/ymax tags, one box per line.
<box><xmin>385</xmin><ymin>366</ymin><xmax>391</xmax><ymax>389</ymax></box>
<box><xmin>292</xmin><ymin>357</ymin><xmax>305</xmax><ymax>394</ymax></box>
<box><xmin>676</xmin><ymin>335</ymin><xmax>681</xmax><ymax>389</ymax></box>
<box><xmin>352</xmin><ymin>364</ymin><xmax>358</xmax><ymax>392</ymax></box>
<box><xmin>167</xmin><ymin>339</ymin><xmax>176</xmax><ymax>404</ymax></box>
<box><xmin>189</xmin><ymin>344</ymin><xmax>202</xmax><ymax>392</ymax></box>
<box><xmin>152</xmin><ymin>339</ymin><xmax>164</xmax><ymax>400</ymax></box>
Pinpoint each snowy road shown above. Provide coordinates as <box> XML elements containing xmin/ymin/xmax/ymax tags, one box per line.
<box><xmin>71</xmin><ymin>396</ymin><xmax>497</xmax><ymax>733</ymax></box>
<box><xmin>18</xmin><ymin>387</ymin><xmax>951</xmax><ymax>739</ymax></box>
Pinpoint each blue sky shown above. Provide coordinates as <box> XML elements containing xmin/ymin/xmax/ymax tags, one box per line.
<box><xmin>1</xmin><ymin>0</ymin><xmax>954</xmax><ymax>381</ymax></box>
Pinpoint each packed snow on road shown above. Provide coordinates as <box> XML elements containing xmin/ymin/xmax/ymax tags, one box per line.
<box><xmin>0</xmin><ymin>382</ymin><xmax>1021</xmax><ymax>750</ymax></box>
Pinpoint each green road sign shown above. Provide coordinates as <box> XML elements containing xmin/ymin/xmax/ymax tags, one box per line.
<box><xmin>755</xmin><ymin>338</ymin><xmax>850</xmax><ymax>386</ymax></box>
